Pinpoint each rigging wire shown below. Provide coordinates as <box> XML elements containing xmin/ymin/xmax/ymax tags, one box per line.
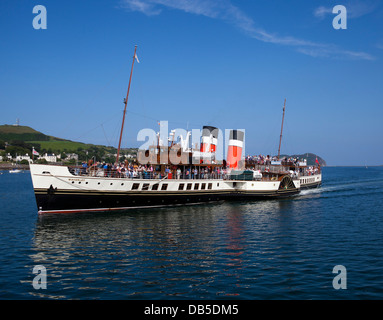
<box><xmin>72</xmin><ymin>110</ymin><xmax>121</xmax><ymax>143</ymax></box>
<box><xmin>55</xmin><ymin>59</ymin><xmax>223</xmax><ymax>146</ymax></box>
<box><xmin>101</xmin><ymin>123</ymin><xmax>110</xmax><ymax>146</ymax></box>
<box><xmin>54</xmin><ymin>73</ymin><xmax>121</xmax><ymax>140</ymax></box>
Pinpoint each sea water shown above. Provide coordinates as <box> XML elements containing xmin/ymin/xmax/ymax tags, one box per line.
<box><xmin>0</xmin><ymin>167</ymin><xmax>383</xmax><ymax>299</ymax></box>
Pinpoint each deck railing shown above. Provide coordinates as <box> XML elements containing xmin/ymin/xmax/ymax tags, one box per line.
<box><xmin>69</xmin><ymin>164</ymin><xmax>320</xmax><ymax>181</ymax></box>
<box><xmin>69</xmin><ymin>167</ymin><xmax>228</xmax><ymax>180</ymax></box>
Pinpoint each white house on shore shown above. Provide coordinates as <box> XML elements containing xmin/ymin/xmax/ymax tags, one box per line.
<box><xmin>41</xmin><ymin>153</ymin><xmax>61</xmax><ymax>163</ymax></box>
<box><xmin>2</xmin><ymin>153</ymin><xmax>13</xmax><ymax>161</ymax></box>
<box><xmin>16</xmin><ymin>154</ymin><xmax>33</xmax><ymax>164</ymax></box>
<box><xmin>65</xmin><ymin>153</ymin><xmax>79</xmax><ymax>161</ymax></box>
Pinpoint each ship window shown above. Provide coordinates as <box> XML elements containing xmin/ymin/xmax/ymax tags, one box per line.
<box><xmin>161</xmin><ymin>184</ymin><xmax>168</xmax><ymax>191</ymax></box>
<box><xmin>152</xmin><ymin>184</ymin><xmax>159</xmax><ymax>190</ymax></box>
<box><xmin>132</xmin><ymin>183</ymin><xmax>140</xmax><ymax>190</ymax></box>
<box><xmin>186</xmin><ymin>183</ymin><xmax>192</xmax><ymax>190</ymax></box>
<box><xmin>142</xmin><ymin>183</ymin><xmax>149</xmax><ymax>190</ymax></box>
<box><xmin>194</xmin><ymin>183</ymin><xmax>199</xmax><ymax>190</ymax></box>
<box><xmin>217</xmin><ymin>183</ymin><xmax>219</xmax><ymax>187</ymax></box>
<box><xmin>201</xmin><ymin>183</ymin><xmax>206</xmax><ymax>190</ymax></box>
<box><xmin>178</xmin><ymin>183</ymin><xmax>185</xmax><ymax>190</ymax></box>
<box><xmin>208</xmin><ymin>183</ymin><xmax>212</xmax><ymax>189</ymax></box>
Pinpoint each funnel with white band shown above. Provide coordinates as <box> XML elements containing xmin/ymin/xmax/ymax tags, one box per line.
<box><xmin>200</xmin><ymin>126</ymin><xmax>219</xmax><ymax>153</ymax></box>
<box><xmin>227</xmin><ymin>129</ymin><xmax>244</xmax><ymax>169</ymax></box>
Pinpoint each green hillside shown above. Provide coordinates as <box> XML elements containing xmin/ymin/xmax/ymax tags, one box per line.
<box><xmin>0</xmin><ymin>124</ymin><xmax>137</xmax><ymax>163</ymax></box>
<box><xmin>0</xmin><ymin>125</ymin><xmax>49</xmax><ymax>142</ymax></box>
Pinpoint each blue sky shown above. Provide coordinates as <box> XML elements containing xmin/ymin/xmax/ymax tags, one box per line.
<box><xmin>1</xmin><ymin>0</ymin><xmax>382</xmax><ymax>165</ymax></box>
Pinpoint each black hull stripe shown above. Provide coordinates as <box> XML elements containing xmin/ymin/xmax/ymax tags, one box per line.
<box><xmin>300</xmin><ymin>182</ymin><xmax>322</xmax><ymax>189</ymax></box>
<box><xmin>34</xmin><ymin>188</ymin><xmax>300</xmax><ymax>214</ymax></box>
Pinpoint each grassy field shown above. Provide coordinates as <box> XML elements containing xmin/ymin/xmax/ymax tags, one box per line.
<box><xmin>27</xmin><ymin>139</ymin><xmax>110</xmax><ymax>152</ymax></box>
<box><xmin>0</xmin><ymin>125</ymin><xmax>41</xmax><ymax>134</ymax></box>
<box><xmin>0</xmin><ymin>125</ymin><xmax>49</xmax><ymax>141</ymax></box>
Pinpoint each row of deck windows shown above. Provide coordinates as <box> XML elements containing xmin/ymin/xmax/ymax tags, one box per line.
<box><xmin>301</xmin><ymin>178</ymin><xmax>316</xmax><ymax>184</ymax></box>
<box><xmin>132</xmin><ymin>182</ymin><xmax>214</xmax><ymax>191</ymax></box>
<box><xmin>71</xmin><ymin>181</ymin><xmax>217</xmax><ymax>191</ymax></box>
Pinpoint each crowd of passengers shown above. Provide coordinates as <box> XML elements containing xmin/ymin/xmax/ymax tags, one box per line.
<box><xmin>77</xmin><ymin>160</ymin><xmax>229</xmax><ymax>179</ymax></box>
<box><xmin>245</xmin><ymin>154</ymin><xmax>306</xmax><ymax>166</ymax></box>
<box><xmin>302</xmin><ymin>166</ymin><xmax>320</xmax><ymax>176</ymax></box>
<box><xmin>74</xmin><ymin>156</ymin><xmax>319</xmax><ymax>179</ymax></box>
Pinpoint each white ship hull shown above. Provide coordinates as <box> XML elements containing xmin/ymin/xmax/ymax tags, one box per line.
<box><xmin>299</xmin><ymin>174</ymin><xmax>322</xmax><ymax>189</ymax></box>
<box><xmin>30</xmin><ymin>164</ymin><xmax>301</xmax><ymax>214</ymax></box>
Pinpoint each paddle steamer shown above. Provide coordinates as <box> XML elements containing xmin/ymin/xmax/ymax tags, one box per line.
<box><xmin>29</xmin><ymin>46</ymin><xmax>321</xmax><ymax>214</ymax></box>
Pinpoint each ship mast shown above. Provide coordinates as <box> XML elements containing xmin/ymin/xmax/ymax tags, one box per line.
<box><xmin>116</xmin><ymin>45</ymin><xmax>138</xmax><ymax>165</ymax></box>
<box><xmin>277</xmin><ymin>98</ymin><xmax>286</xmax><ymax>160</ymax></box>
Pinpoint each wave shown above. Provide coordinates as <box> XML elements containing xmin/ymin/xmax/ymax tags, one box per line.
<box><xmin>298</xmin><ymin>177</ymin><xmax>383</xmax><ymax>199</ymax></box>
